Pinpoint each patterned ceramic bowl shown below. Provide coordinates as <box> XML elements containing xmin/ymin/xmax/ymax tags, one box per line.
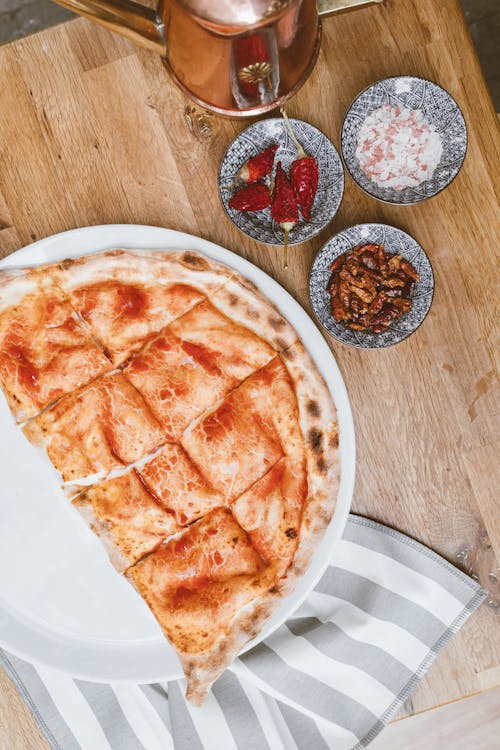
<box><xmin>341</xmin><ymin>76</ymin><xmax>467</xmax><ymax>204</ymax></box>
<box><xmin>219</xmin><ymin>118</ymin><xmax>344</xmax><ymax>246</ymax></box>
<box><xmin>309</xmin><ymin>223</ymin><xmax>434</xmax><ymax>348</ymax></box>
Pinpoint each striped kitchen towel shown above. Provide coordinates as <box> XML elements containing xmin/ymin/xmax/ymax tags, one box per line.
<box><xmin>0</xmin><ymin>515</ymin><xmax>486</xmax><ymax>750</ymax></box>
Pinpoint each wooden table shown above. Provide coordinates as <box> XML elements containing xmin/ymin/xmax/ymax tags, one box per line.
<box><xmin>0</xmin><ymin>0</ymin><xmax>499</xmax><ymax>746</ymax></box>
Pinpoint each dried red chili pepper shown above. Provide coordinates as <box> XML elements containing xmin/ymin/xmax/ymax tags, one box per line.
<box><xmin>229</xmin><ymin>183</ymin><xmax>271</xmax><ymax>212</ymax></box>
<box><xmin>271</xmin><ymin>161</ymin><xmax>299</xmax><ymax>268</ymax></box>
<box><xmin>227</xmin><ymin>145</ymin><xmax>278</xmax><ymax>188</ymax></box>
<box><xmin>281</xmin><ymin>109</ymin><xmax>318</xmax><ymax>221</ymax></box>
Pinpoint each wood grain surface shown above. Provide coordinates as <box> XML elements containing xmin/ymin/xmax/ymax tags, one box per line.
<box><xmin>0</xmin><ymin>0</ymin><xmax>499</xmax><ymax>746</ymax></box>
<box><xmin>0</xmin><ymin>667</ymin><xmax>47</xmax><ymax>750</ymax></box>
<box><xmin>371</xmin><ymin>686</ymin><xmax>500</xmax><ymax>750</ymax></box>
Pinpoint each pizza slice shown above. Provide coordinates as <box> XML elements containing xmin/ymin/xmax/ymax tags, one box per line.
<box><xmin>231</xmin><ymin>457</ymin><xmax>308</xmax><ymax>577</ymax></box>
<box><xmin>208</xmin><ymin>275</ymin><xmax>298</xmax><ymax>352</ymax></box>
<box><xmin>73</xmin><ymin>470</ymin><xmax>180</xmax><ymax>572</ymax></box>
<box><xmin>0</xmin><ymin>267</ymin><xmax>111</xmax><ymax>422</ymax></box>
<box><xmin>137</xmin><ymin>443</ymin><xmax>224</xmax><ymax>525</ymax></box>
<box><xmin>51</xmin><ymin>250</ymin><xmax>236</xmax><ymax>366</ymax></box>
<box><xmin>23</xmin><ymin>372</ymin><xmax>167</xmax><ymax>490</ymax></box>
<box><xmin>220</xmin><ymin>349</ymin><xmax>308</xmax><ymax>575</ymax></box>
<box><xmin>128</xmin><ymin>508</ymin><xmax>278</xmax><ymax>699</ymax></box>
<box><xmin>181</xmin><ymin>356</ymin><xmax>300</xmax><ymax>502</ymax></box>
<box><xmin>123</xmin><ymin>299</ymin><xmax>275</xmax><ymax>439</ymax></box>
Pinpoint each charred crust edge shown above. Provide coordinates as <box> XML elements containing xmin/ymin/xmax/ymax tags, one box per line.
<box><xmin>268</xmin><ymin>316</ymin><xmax>286</xmax><ymax>330</ymax></box>
<box><xmin>308</xmin><ymin>428</ymin><xmax>323</xmax><ymax>454</ymax></box>
<box><xmin>275</xmin><ymin>336</ymin><xmax>289</xmax><ymax>351</ymax></box>
<box><xmin>306</xmin><ymin>399</ymin><xmax>320</xmax><ymax>417</ymax></box>
<box><xmin>280</xmin><ymin>347</ymin><xmax>294</xmax><ymax>361</ymax></box>
<box><xmin>181</xmin><ymin>252</ymin><xmax>208</xmax><ymax>269</ymax></box>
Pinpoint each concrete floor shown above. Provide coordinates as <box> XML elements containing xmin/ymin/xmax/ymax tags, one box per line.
<box><xmin>0</xmin><ymin>0</ymin><xmax>499</xmax><ymax>110</ymax></box>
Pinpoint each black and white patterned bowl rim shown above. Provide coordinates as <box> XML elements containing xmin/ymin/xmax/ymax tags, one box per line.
<box><xmin>219</xmin><ymin>118</ymin><xmax>344</xmax><ymax>246</ymax></box>
<box><xmin>309</xmin><ymin>223</ymin><xmax>434</xmax><ymax>348</ymax></box>
<box><xmin>341</xmin><ymin>76</ymin><xmax>467</xmax><ymax>205</ymax></box>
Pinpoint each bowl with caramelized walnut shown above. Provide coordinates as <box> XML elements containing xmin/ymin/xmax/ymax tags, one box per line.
<box><xmin>309</xmin><ymin>223</ymin><xmax>434</xmax><ymax>348</ymax></box>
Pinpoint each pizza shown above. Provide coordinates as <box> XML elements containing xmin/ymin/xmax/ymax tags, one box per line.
<box><xmin>0</xmin><ymin>268</ymin><xmax>111</xmax><ymax>422</ymax></box>
<box><xmin>24</xmin><ymin>372</ymin><xmax>167</xmax><ymax>491</ymax></box>
<box><xmin>0</xmin><ymin>248</ymin><xmax>339</xmax><ymax>705</ymax></box>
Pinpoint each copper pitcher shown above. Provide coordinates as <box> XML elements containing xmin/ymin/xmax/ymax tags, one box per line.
<box><xmin>51</xmin><ymin>0</ymin><xmax>382</xmax><ymax>116</ymax></box>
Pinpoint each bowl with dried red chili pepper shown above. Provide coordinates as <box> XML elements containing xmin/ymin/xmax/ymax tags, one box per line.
<box><xmin>309</xmin><ymin>223</ymin><xmax>434</xmax><ymax>348</ymax></box>
<box><xmin>219</xmin><ymin>115</ymin><xmax>344</xmax><ymax>267</ymax></box>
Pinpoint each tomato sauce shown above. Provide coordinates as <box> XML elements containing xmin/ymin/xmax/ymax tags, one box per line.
<box><xmin>4</xmin><ymin>344</ymin><xmax>39</xmax><ymax>393</ymax></box>
<box><xmin>181</xmin><ymin>340</ymin><xmax>222</xmax><ymax>375</ymax></box>
<box><xmin>115</xmin><ymin>285</ymin><xmax>147</xmax><ymax>317</ymax></box>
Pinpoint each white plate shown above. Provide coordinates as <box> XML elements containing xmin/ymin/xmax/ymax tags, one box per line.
<box><xmin>0</xmin><ymin>225</ymin><xmax>355</xmax><ymax>683</ymax></box>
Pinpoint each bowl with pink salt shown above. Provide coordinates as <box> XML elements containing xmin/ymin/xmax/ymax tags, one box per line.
<box><xmin>341</xmin><ymin>76</ymin><xmax>467</xmax><ymax>204</ymax></box>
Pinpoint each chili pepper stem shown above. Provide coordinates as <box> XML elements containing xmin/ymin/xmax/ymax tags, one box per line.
<box><xmin>222</xmin><ymin>177</ymin><xmax>238</xmax><ymax>191</ymax></box>
<box><xmin>222</xmin><ymin>165</ymin><xmax>248</xmax><ymax>190</ymax></box>
<box><xmin>281</xmin><ymin>221</ymin><xmax>295</xmax><ymax>269</ymax></box>
<box><xmin>280</xmin><ymin>108</ymin><xmax>307</xmax><ymax>160</ymax></box>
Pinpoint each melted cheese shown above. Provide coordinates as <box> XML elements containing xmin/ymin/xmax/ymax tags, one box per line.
<box><xmin>0</xmin><ymin>272</ymin><xmax>110</xmax><ymax>421</ymax></box>
<box><xmin>52</xmin><ymin>250</ymin><xmax>240</xmax><ymax>367</ymax></box>
<box><xmin>181</xmin><ymin>357</ymin><xmax>301</xmax><ymax>501</ymax></box>
<box><xmin>75</xmin><ymin>471</ymin><xmax>179</xmax><ymax>568</ymax></box>
<box><xmin>129</xmin><ymin>508</ymin><xmax>273</xmax><ymax>653</ymax></box>
<box><xmin>69</xmin><ymin>282</ymin><xmax>204</xmax><ymax>366</ymax></box>
<box><xmin>124</xmin><ymin>300</ymin><xmax>274</xmax><ymax>439</ymax></box>
<box><xmin>232</xmin><ymin>458</ymin><xmax>307</xmax><ymax>575</ymax></box>
<box><xmin>139</xmin><ymin>444</ymin><xmax>224</xmax><ymax>525</ymax></box>
<box><xmin>169</xmin><ymin>300</ymin><xmax>275</xmax><ymax>380</ymax></box>
<box><xmin>25</xmin><ymin>373</ymin><xmax>167</xmax><ymax>482</ymax></box>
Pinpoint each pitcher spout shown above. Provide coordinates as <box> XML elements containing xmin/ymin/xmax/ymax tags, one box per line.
<box><xmin>51</xmin><ymin>0</ymin><xmax>167</xmax><ymax>55</ymax></box>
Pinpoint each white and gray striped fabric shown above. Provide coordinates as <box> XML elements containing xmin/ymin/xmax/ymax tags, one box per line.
<box><xmin>0</xmin><ymin>515</ymin><xmax>486</xmax><ymax>750</ymax></box>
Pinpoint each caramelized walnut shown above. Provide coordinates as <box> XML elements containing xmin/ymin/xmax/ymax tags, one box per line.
<box><xmin>326</xmin><ymin>243</ymin><xmax>419</xmax><ymax>334</ymax></box>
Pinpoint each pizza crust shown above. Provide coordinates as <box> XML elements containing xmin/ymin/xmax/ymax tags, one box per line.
<box><xmin>72</xmin><ymin>469</ymin><xmax>181</xmax><ymax>572</ymax></box>
<box><xmin>0</xmin><ymin>268</ymin><xmax>39</xmax><ymax>311</ymax></box>
<box><xmin>279</xmin><ymin>341</ymin><xmax>340</xmax><ymax>576</ymax></box>
<box><xmin>50</xmin><ymin>249</ymin><xmax>237</xmax><ymax>296</ymax></box>
<box><xmin>178</xmin><ymin>587</ymin><xmax>282</xmax><ymax>705</ymax></box>
<box><xmin>71</xmin><ymin>494</ymin><xmax>131</xmax><ymax>574</ymax></box>
<box><xmin>209</xmin><ymin>275</ymin><xmax>298</xmax><ymax>352</ymax></box>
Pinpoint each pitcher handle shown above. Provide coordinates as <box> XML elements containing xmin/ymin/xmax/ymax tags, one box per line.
<box><xmin>51</xmin><ymin>1</ymin><xmax>166</xmax><ymax>55</ymax></box>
